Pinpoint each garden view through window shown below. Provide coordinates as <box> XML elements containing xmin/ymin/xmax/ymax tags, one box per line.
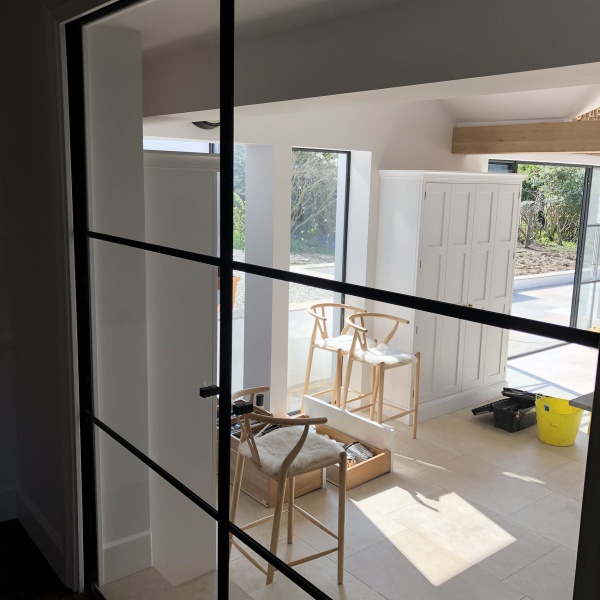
<box><xmin>489</xmin><ymin>162</ymin><xmax>587</xmax><ymax>356</ymax></box>
<box><xmin>288</xmin><ymin>149</ymin><xmax>350</xmax><ymax>412</ymax></box>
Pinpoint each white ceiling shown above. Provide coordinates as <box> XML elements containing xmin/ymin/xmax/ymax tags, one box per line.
<box><xmin>96</xmin><ymin>0</ymin><xmax>600</xmax><ymax>124</ymax></box>
<box><xmin>95</xmin><ymin>0</ymin><xmax>398</xmax><ymax>54</ymax></box>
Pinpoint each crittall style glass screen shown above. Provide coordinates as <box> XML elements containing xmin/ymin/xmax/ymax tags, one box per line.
<box><xmin>67</xmin><ymin>1</ymin><xmax>600</xmax><ymax>599</ymax></box>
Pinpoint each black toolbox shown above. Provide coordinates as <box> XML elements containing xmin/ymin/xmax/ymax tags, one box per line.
<box><xmin>472</xmin><ymin>388</ymin><xmax>537</xmax><ymax>432</ymax></box>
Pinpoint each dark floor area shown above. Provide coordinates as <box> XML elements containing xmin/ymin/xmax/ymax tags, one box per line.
<box><xmin>0</xmin><ymin>519</ymin><xmax>92</xmax><ymax>600</ymax></box>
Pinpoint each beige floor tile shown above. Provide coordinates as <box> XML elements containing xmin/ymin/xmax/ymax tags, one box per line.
<box><xmin>503</xmin><ymin>545</ymin><xmax>576</xmax><ymax>600</ymax></box>
<box><xmin>418</xmin><ymin>455</ymin><xmax>553</xmax><ymax>517</ymax></box>
<box><xmin>471</xmin><ymin>504</ymin><xmax>560</xmax><ymax>581</ymax></box>
<box><xmin>507</xmin><ymin>492</ymin><xmax>581</xmax><ymax>551</ymax></box>
<box><xmin>436</xmin><ymin>565</ymin><xmax>525</xmax><ymax>600</ymax></box>
<box><xmin>413</xmin><ymin>414</ymin><xmax>477</xmax><ymax>441</ymax></box>
<box><xmin>100</xmin><ymin>568</ymin><xmax>178</xmax><ymax>600</ymax></box>
<box><xmin>344</xmin><ymin>538</ymin><xmax>523</xmax><ymax>600</ymax></box>
<box><xmin>230</xmin><ymin>543</ymin><xmax>386</xmax><ymax>600</ymax></box>
<box><xmin>347</xmin><ymin>469</ymin><xmax>444</xmax><ymax>515</ymax></box>
<box><xmin>388</xmin><ymin>490</ymin><xmax>518</xmax><ymax>567</ymax></box>
<box><xmin>344</xmin><ymin>538</ymin><xmax>447</xmax><ymax>600</ymax></box>
<box><xmin>392</xmin><ymin>436</ymin><xmax>463</xmax><ymax>475</ymax></box>
<box><xmin>538</xmin><ymin>461</ymin><xmax>586</xmax><ymax>501</ymax></box>
<box><xmin>177</xmin><ymin>570</ymin><xmax>252</xmax><ymax>600</ymax></box>
<box><xmin>386</xmin><ymin>528</ymin><xmax>472</xmax><ymax>586</ymax></box>
<box><xmin>291</xmin><ymin>487</ymin><xmax>405</xmax><ymax>558</ymax></box>
<box><xmin>435</xmin><ymin>425</ymin><xmax>573</xmax><ymax>479</ymax></box>
<box><xmin>542</xmin><ymin>430</ymin><xmax>589</xmax><ymax>464</ymax></box>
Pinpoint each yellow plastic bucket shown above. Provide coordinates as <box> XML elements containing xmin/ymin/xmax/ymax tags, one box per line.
<box><xmin>535</xmin><ymin>396</ymin><xmax>583</xmax><ymax>447</ymax></box>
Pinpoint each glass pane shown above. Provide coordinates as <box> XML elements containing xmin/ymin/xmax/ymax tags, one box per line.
<box><xmin>97</xmin><ymin>431</ymin><xmax>217</xmax><ymax>597</ymax></box>
<box><xmin>90</xmin><ymin>239</ymin><xmax>217</xmax><ymax>508</ymax></box>
<box><xmin>83</xmin><ymin>10</ymin><xmax>219</xmax><ymax>257</ymax></box>
<box><xmin>587</xmin><ymin>167</ymin><xmax>600</xmax><ymax>226</ymax></box>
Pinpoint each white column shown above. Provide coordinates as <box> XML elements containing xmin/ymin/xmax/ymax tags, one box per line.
<box><xmin>244</xmin><ymin>145</ymin><xmax>292</xmax><ymax>415</ymax></box>
<box><xmin>84</xmin><ymin>25</ymin><xmax>151</xmax><ymax>584</ymax></box>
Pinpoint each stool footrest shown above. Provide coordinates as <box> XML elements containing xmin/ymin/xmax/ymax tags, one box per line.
<box><xmin>294</xmin><ymin>504</ymin><xmax>338</xmax><ymax>539</ymax></box>
<box><xmin>288</xmin><ymin>547</ymin><xmax>337</xmax><ymax>567</ymax></box>
<box><xmin>231</xmin><ymin>539</ymin><xmax>268</xmax><ymax>575</ymax></box>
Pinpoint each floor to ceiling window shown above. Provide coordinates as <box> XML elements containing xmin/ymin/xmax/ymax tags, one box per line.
<box><xmin>287</xmin><ymin>149</ymin><xmax>350</xmax><ymax>412</ymax></box>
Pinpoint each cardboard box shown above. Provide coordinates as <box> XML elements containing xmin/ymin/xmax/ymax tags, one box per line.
<box><xmin>314</xmin><ymin>424</ymin><xmax>391</xmax><ymax>489</ymax></box>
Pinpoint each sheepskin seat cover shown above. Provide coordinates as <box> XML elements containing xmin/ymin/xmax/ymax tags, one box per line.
<box><xmin>353</xmin><ymin>343</ymin><xmax>417</xmax><ymax>366</ymax></box>
<box><xmin>314</xmin><ymin>333</ymin><xmax>375</xmax><ymax>352</ymax></box>
<box><xmin>239</xmin><ymin>426</ymin><xmax>342</xmax><ymax>479</ymax></box>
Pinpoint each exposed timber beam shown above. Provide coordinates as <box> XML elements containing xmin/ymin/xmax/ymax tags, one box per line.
<box><xmin>452</xmin><ymin>120</ymin><xmax>600</xmax><ymax>154</ymax></box>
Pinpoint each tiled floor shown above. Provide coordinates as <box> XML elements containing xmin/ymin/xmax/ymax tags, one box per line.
<box><xmin>226</xmin><ymin>400</ymin><xmax>590</xmax><ymax>600</ymax></box>
<box><xmin>100</xmin><ymin>342</ymin><xmax>596</xmax><ymax>600</ymax></box>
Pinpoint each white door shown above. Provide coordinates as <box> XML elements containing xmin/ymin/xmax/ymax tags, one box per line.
<box><xmin>462</xmin><ymin>184</ymin><xmax>497</xmax><ymax>390</ymax></box>
<box><xmin>143</xmin><ymin>151</ymin><xmax>218</xmax><ymax>583</ymax></box>
<box><xmin>438</xmin><ymin>184</ymin><xmax>475</xmax><ymax>397</ymax></box>
<box><xmin>485</xmin><ymin>184</ymin><xmax>520</xmax><ymax>385</ymax></box>
<box><xmin>415</xmin><ymin>183</ymin><xmax>451</xmax><ymax>403</ymax></box>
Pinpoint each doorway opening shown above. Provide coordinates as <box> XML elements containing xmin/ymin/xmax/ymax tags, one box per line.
<box><xmin>489</xmin><ymin>160</ymin><xmax>590</xmax><ymax>357</ymax></box>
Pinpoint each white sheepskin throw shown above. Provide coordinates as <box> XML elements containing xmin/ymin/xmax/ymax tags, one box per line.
<box><xmin>353</xmin><ymin>343</ymin><xmax>417</xmax><ymax>366</ymax></box>
<box><xmin>314</xmin><ymin>333</ymin><xmax>376</xmax><ymax>352</ymax></box>
<box><xmin>239</xmin><ymin>426</ymin><xmax>342</xmax><ymax>479</ymax></box>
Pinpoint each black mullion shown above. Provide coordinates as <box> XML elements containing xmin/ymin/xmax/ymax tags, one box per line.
<box><xmin>573</xmin><ymin>340</ymin><xmax>600</xmax><ymax>598</ymax></box>
<box><xmin>89</xmin><ymin>231</ymin><xmax>222</xmax><ymax>267</ymax></box>
<box><xmin>65</xmin><ymin>19</ymin><xmax>98</xmax><ymax>591</ymax></box>
<box><xmin>218</xmin><ymin>0</ymin><xmax>235</xmax><ymax>597</ymax></box>
<box><xmin>91</xmin><ymin>415</ymin><xmax>218</xmax><ymax>519</ymax></box>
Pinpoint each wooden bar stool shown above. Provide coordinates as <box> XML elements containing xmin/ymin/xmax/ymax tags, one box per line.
<box><xmin>303</xmin><ymin>303</ymin><xmax>369</xmax><ymax>409</ymax></box>
<box><xmin>341</xmin><ymin>313</ymin><xmax>420</xmax><ymax>438</ymax></box>
<box><xmin>229</xmin><ymin>388</ymin><xmax>347</xmax><ymax>585</ymax></box>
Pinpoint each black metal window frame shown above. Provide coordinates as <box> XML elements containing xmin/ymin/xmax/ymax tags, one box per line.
<box><xmin>65</xmin><ymin>5</ymin><xmax>600</xmax><ymax>599</ymax></box>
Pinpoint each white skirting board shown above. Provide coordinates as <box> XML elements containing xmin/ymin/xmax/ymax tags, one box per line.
<box><xmin>417</xmin><ymin>382</ymin><xmax>507</xmax><ymax>421</ymax></box>
<box><xmin>102</xmin><ymin>530</ymin><xmax>153</xmax><ymax>585</ymax></box>
<box><xmin>303</xmin><ymin>395</ymin><xmax>395</xmax><ymax>457</ymax></box>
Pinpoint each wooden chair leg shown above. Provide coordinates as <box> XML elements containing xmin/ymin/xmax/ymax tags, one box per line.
<box><xmin>378</xmin><ymin>366</ymin><xmax>385</xmax><ymax>425</ymax></box>
<box><xmin>333</xmin><ymin>351</ymin><xmax>343</xmax><ymax>407</ymax></box>
<box><xmin>229</xmin><ymin>452</ymin><xmax>245</xmax><ymax>558</ymax></box>
<box><xmin>302</xmin><ymin>344</ymin><xmax>316</xmax><ymax>412</ymax></box>
<box><xmin>287</xmin><ymin>477</ymin><xmax>295</xmax><ymax>544</ymax></box>
<box><xmin>412</xmin><ymin>353</ymin><xmax>420</xmax><ymax>439</ymax></box>
<box><xmin>267</xmin><ymin>478</ymin><xmax>287</xmax><ymax>584</ymax></box>
<box><xmin>369</xmin><ymin>366</ymin><xmax>377</xmax><ymax>421</ymax></box>
<box><xmin>341</xmin><ymin>357</ymin><xmax>354</xmax><ymax>410</ymax></box>
<box><xmin>337</xmin><ymin>452</ymin><xmax>347</xmax><ymax>585</ymax></box>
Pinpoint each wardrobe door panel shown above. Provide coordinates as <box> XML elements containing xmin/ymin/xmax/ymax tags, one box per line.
<box><xmin>485</xmin><ymin>302</ymin><xmax>510</xmax><ymax>385</ymax></box>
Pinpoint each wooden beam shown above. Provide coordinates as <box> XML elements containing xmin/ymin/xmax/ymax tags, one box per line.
<box><xmin>452</xmin><ymin>120</ymin><xmax>600</xmax><ymax>154</ymax></box>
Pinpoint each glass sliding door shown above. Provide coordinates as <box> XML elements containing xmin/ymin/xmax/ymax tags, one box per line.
<box><xmin>576</xmin><ymin>167</ymin><xmax>600</xmax><ymax>329</ymax></box>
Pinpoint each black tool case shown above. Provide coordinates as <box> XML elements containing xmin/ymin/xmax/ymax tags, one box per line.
<box><xmin>471</xmin><ymin>388</ymin><xmax>537</xmax><ymax>432</ymax></box>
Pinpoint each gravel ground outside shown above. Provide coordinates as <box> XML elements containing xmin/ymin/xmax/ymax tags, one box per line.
<box><xmin>233</xmin><ymin>250</ymin><xmax>333</xmax><ymax>310</ymax></box>
<box><xmin>514</xmin><ymin>242</ymin><xmax>576</xmax><ymax>276</ymax></box>
<box><xmin>231</xmin><ymin>243</ymin><xmax>575</xmax><ymax>310</ymax></box>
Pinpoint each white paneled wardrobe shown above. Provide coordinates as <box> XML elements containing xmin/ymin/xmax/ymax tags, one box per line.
<box><xmin>374</xmin><ymin>171</ymin><xmax>526</xmax><ymax>421</ymax></box>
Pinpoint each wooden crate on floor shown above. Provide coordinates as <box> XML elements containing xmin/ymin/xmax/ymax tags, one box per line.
<box><xmin>314</xmin><ymin>424</ymin><xmax>391</xmax><ymax>490</ymax></box>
